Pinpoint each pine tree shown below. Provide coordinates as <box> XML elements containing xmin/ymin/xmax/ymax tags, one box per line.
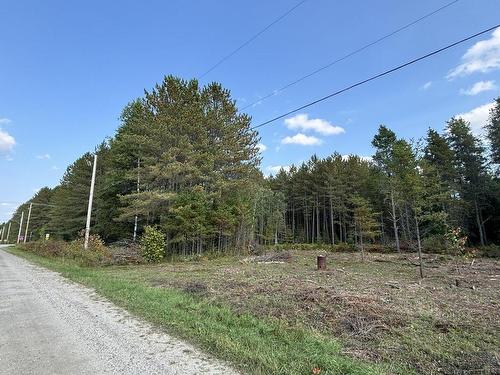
<box><xmin>486</xmin><ymin>98</ymin><xmax>500</xmax><ymax>169</ymax></box>
<box><xmin>372</xmin><ymin>125</ymin><xmax>401</xmax><ymax>252</ymax></box>
<box><xmin>113</xmin><ymin>76</ymin><xmax>260</xmax><ymax>254</ymax></box>
<box><xmin>446</xmin><ymin>118</ymin><xmax>488</xmax><ymax>245</ymax></box>
<box><xmin>352</xmin><ymin>195</ymin><xmax>379</xmax><ymax>261</ymax></box>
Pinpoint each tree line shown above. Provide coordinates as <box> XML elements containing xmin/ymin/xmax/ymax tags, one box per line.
<box><xmin>2</xmin><ymin>76</ymin><xmax>499</xmax><ymax>255</ymax></box>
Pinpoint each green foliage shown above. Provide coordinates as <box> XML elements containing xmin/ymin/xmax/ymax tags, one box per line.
<box><xmin>7</xmin><ymin>76</ymin><xmax>500</xmax><ymax>255</ymax></box>
<box><xmin>269</xmin><ymin>242</ymin><xmax>358</xmax><ymax>252</ymax></box>
<box><xmin>22</xmin><ymin>240</ymin><xmax>67</xmax><ymax>257</ymax></box>
<box><xmin>352</xmin><ymin>195</ymin><xmax>380</xmax><ymax>241</ymax></box>
<box><xmin>479</xmin><ymin>244</ymin><xmax>500</xmax><ymax>258</ymax></box>
<box><xmin>140</xmin><ymin>226</ymin><xmax>165</xmax><ymax>262</ymax></box>
<box><xmin>47</xmin><ymin>153</ymin><xmax>95</xmax><ymax>240</ymax></box>
<box><xmin>111</xmin><ymin>76</ymin><xmax>260</xmax><ymax>254</ymax></box>
<box><xmin>67</xmin><ymin>233</ymin><xmax>112</xmax><ymax>266</ymax></box>
<box><xmin>486</xmin><ymin>98</ymin><xmax>500</xmax><ymax>167</ymax></box>
<box><xmin>20</xmin><ymin>234</ymin><xmax>111</xmax><ymax>267</ymax></box>
<box><xmin>444</xmin><ymin>226</ymin><xmax>467</xmax><ymax>254</ymax></box>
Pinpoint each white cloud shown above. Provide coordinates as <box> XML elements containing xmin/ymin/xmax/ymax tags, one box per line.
<box><xmin>265</xmin><ymin>165</ymin><xmax>291</xmax><ymax>176</ymax></box>
<box><xmin>447</xmin><ymin>27</ymin><xmax>500</xmax><ymax>79</ymax></box>
<box><xmin>0</xmin><ymin>128</ymin><xmax>15</xmax><ymax>154</ymax></box>
<box><xmin>51</xmin><ymin>166</ymin><xmax>59</xmax><ymax>170</ymax></box>
<box><xmin>257</xmin><ymin>143</ymin><xmax>267</xmax><ymax>152</ymax></box>
<box><xmin>284</xmin><ymin>114</ymin><xmax>345</xmax><ymax>136</ymax></box>
<box><xmin>0</xmin><ymin>118</ymin><xmax>11</xmax><ymax>125</ymax></box>
<box><xmin>421</xmin><ymin>81</ymin><xmax>432</xmax><ymax>90</ymax></box>
<box><xmin>455</xmin><ymin>101</ymin><xmax>495</xmax><ymax>135</ymax></box>
<box><xmin>460</xmin><ymin>80</ymin><xmax>496</xmax><ymax>96</ymax></box>
<box><xmin>281</xmin><ymin>133</ymin><xmax>323</xmax><ymax>146</ymax></box>
<box><xmin>36</xmin><ymin>153</ymin><xmax>51</xmax><ymax>160</ymax></box>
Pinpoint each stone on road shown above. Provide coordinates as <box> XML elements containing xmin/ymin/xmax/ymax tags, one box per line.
<box><xmin>0</xmin><ymin>246</ymin><xmax>237</xmax><ymax>374</ymax></box>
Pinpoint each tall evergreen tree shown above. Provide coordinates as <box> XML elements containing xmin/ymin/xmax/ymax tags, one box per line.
<box><xmin>372</xmin><ymin>125</ymin><xmax>401</xmax><ymax>252</ymax></box>
<box><xmin>113</xmin><ymin>76</ymin><xmax>260</xmax><ymax>254</ymax></box>
<box><xmin>446</xmin><ymin>118</ymin><xmax>488</xmax><ymax>245</ymax></box>
<box><xmin>486</xmin><ymin>98</ymin><xmax>500</xmax><ymax>169</ymax></box>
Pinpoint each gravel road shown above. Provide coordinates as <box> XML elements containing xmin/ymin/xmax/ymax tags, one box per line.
<box><xmin>0</xmin><ymin>246</ymin><xmax>238</xmax><ymax>375</ymax></box>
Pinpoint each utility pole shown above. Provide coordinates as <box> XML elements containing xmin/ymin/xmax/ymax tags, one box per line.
<box><xmin>133</xmin><ymin>158</ymin><xmax>140</xmax><ymax>242</ymax></box>
<box><xmin>17</xmin><ymin>211</ymin><xmax>24</xmax><ymax>244</ymax></box>
<box><xmin>6</xmin><ymin>222</ymin><xmax>11</xmax><ymax>243</ymax></box>
<box><xmin>84</xmin><ymin>154</ymin><xmax>98</xmax><ymax>250</ymax></box>
<box><xmin>24</xmin><ymin>202</ymin><xmax>33</xmax><ymax>243</ymax></box>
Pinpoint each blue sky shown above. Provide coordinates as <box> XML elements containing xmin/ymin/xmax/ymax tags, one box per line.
<box><xmin>1</xmin><ymin>0</ymin><xmax>500</xmax><ymax>222</ymax></box>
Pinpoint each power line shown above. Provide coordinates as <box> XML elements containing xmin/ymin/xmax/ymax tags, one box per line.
<box><xmin>250</xmin><ymin>24</ymin><xmax>500</xmax><ymax>130</ymax></box>
<box><xmin>198</xmin><ymin>0</ymin><xmax>308</xmax><ymax>79</ymax></box>
<box><xmin>241</xmin><ymin>0</ymin><xmax>459</xmax><ymax>111</ymax></box>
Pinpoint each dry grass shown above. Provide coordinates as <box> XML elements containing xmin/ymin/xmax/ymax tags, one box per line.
<box><xmin>138</xmin><ymin>251</ymin><xmax>500</xmax><ymax>374</ymax></box>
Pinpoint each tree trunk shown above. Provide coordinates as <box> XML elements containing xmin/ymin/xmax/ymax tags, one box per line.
<box><xmin>405</xmin><ymin>204</ymin><xmax>412</xmax><ymax>243</ymax></box>
<box><xmin>323</xmin><ymin>200</ymin><xmax>328</xmax><ymax>243</ymax></box>
<box><xmin>339</xmin><ymin>215</ymin><xmax>343</xmax><ymax>243</ymax></box>
<box><xmin>329</xmin><ymin>196</ymin><xmax>335</xmax><ymax>245</ymax></box>
<box><xmin>474</xmin><ymin>199</ymin><xmax>485</xmax><ymax>246</ymax></box>
<box><xmin>390</xmin><ymin>189</ymin><xmax>401</xmax><ymax>252</ymax></box>
<box><xmin>304</xmin><ymin>199</ymin><xmax>309</xmax><ymax>243</ymax></box>
<box><xmin>311</xmin><ymin>206</ymin><xmax>315</xmax><ymax>244</ymax></box>
<box><xmin>316</xmin><ymin>198</ymin><xmax>320</xmax><ymax>242</ymax></box>
<box><xmin>415</xmin><ymin>214</ymin><xmax>424</xmax><ymax>278</ymax></box>
<box><xmin>360</xmin><ymin>231</ymin><xmax>364</xmax><ymax>262</ymax></box>
<box><xmin>479</xmin><ymin>207</ymin><xmax>488</xmax><ymax>245</ymax></box>
<box><xmin>218</xmin><ymin>230</ymin><xmax>222</xmax><ymax>253</ymax></box>
<box><xmin>380</xmin><ymin>213</ymin><xmax>385</xmax><ymax>244</ymax></box>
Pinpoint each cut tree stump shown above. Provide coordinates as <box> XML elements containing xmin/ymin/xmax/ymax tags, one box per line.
<box><xmin>317</xmin><ymin>255</ymin><xmax>327</xmax><ymax>270</ymax></box>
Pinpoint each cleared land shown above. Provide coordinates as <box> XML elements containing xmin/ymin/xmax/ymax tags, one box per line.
<box><xmin>8</xmin><ymin>247</ymin><xmax>500</xmax><ymax>374</ymax></box>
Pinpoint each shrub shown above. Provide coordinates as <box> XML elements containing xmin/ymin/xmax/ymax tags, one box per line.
<box><xmin>479</xmin><ymin>244</ymin><xmax>500</xmax><ymax>258</ymax></box>
<box><xmin>331</xmin><ymin>242</ymin><xmax>357</xmax><ymax>253</ymax></box>
<box><xmin>363</xmin><ymin>243</ymin><xmax>393</xmax><ymax>253</ymax></box>
<box><xmin>422</xmin><ymin>228</ymin><xmax>468</xmax><ymax>255</ymax></box>
<box><xmin>65</xmin><ymin>234</ymin><xmax>112</xmax><ymax>266</ymax></box>
<box><xmin>444</xmin><ymin>227</ymin><xmax>467</xmax><ymax>254</ymax></box>
<box><xmin>108</xmin><ymin>242</ymin><xmax>144</xmax><ymax>264</ymax></box>
<box><xmin>422</xmin><ymin>235</ymin><xmax>448</xmax><ymax>254</ymax></box>
<box><xmin>22</xmin><ymin>240</ymin><xmax>66</xmax><ymax>257</ymax></box>
<box><xmin>140</xmin><ymin>226</ymin><xmax>166</xmax><ymax>262</ymax></box>
<box><xmin>20</xmin><ymin>234</ymin><xmax>112</xmax><ymax>267</ymax></box>
<box><xmin>265</xmin><ymin>242</ymin><xmax>358</xmax><ymax>253</ymax></box>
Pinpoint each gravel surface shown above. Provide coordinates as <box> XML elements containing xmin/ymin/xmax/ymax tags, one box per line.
<box><xmin>0</xmin><ymin>246</ymin><xmax>238</xmax><ymax>375</ymax></box>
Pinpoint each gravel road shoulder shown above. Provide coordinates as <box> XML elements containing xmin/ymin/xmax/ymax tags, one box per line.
<box><xmin>0</xmin><ymin>246</ymin><xmax>238</xmax><ymax>375</ymax></box>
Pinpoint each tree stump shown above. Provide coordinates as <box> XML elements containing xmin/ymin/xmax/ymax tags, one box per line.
<box><xmin>317</xmin><ymin>255</ymin><xmax>327</xmax><ymax>270</ymax></box>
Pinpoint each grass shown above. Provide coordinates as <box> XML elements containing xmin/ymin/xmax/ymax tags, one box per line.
<box><xmin>8</xmin><ymin>246</ymin><xmax>500</xmax><ymax>374</ymax></box>
<box><xmin>135</xmin><ymin>251</ymin><xmax>499</xmax><ymax>374</ymax></box>
<box><xmin>7</xmin><ymin>247</ymin><xmax>390</xmax><ymax>375</ymax></box>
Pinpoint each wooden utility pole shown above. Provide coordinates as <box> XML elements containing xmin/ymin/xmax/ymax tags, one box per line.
<box><xmin>6</xmin><ymin>222</ymin><xmax>11</xmax><ymax>243</ymax></box>
<box><xmin>84</xmin><ymin>154</ymin><xmax>97</xmax><ymax>250</ymax></box>
<box><xmin>17</xmin><ymin>211</ymin><xmax>24</xmax><ymax>244</ymax></box>
<box><xmin>23</xmin><ymin>203</ymin><xmax>33</xmax><ymax>243</ymax></box>
<box><xmin>133</xmin><ymin>158</ymin><xmax>140</xmax><ymax>242</ymax></box>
